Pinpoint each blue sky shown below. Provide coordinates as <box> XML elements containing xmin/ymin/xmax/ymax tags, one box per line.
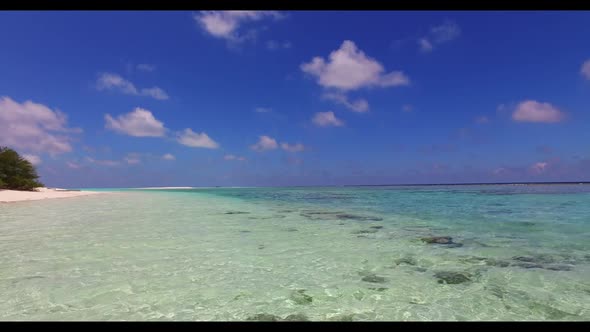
<box><xmin>1</xmin><ymin>11</ymin><xmax>589</xmax><ymax>187</ymax></box>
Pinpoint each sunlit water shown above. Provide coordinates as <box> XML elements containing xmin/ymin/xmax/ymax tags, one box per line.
<box><xmin>1</xmin><ymin>185</ymin><xmax>589</xmax><ymax>321</ymax></box>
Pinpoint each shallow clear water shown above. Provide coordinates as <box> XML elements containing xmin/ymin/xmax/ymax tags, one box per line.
<box><xmin>1</xmin><ymin>185</ymin><xmax>589</xmax><ymax>321</ymax></box>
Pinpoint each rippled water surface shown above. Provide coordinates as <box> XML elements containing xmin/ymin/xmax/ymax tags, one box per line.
<box><xmin>1</xmin><ymin>185</ymin><xmax>589</xmax><ymax>320</ymax></box>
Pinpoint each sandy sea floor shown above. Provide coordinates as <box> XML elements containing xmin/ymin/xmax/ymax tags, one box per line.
<box><xmin>0</xmin><ymin>186</ymin><xmax>589</xmax><ymax>321</ymax></box>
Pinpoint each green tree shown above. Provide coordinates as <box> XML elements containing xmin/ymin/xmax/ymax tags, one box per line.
<box><xmin>0</xmin><ymin>147</ymin><xmax>44</xmax><ymax>191</ymax></box>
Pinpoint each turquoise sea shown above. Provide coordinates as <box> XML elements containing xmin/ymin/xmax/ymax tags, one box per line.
<box><xmin>0</xmin><ymin>184</ymin><xmax>589</xmax><ymax>321</ymax></box>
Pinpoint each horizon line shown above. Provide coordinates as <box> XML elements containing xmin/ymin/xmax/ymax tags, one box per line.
<box><xmin>75</xmin><ymin>181</ymin><xmax>590</xmax><ymax>190</ymax></box>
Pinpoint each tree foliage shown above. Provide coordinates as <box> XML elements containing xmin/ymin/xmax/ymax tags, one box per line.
<box><xmin>0</xmin><ymin>147</ymin><xmax>44</xmax><ymax>191</ymax></box>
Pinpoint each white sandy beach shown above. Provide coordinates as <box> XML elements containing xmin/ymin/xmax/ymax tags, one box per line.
<box><xmin>0</xmin><ymin>187</ymin><xmax>103</xmax><ymax>203</ymax></box>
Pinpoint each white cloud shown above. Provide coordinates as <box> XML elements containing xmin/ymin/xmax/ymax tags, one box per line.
<box><xmin>255</xmin><ymin>107</ymin><xmax>272</xmax><ymax>113</ymax></box>
<box><xmin>105</xmin><ymin>107</ymin><xmax>167</xmax><ymax>137</ymax></box>
<box><xmin>530</xmin><ymin>161</ymin><xmax>548</xmax><ymax>174</ymax></box>
<box><xmin>176</xmin><ymin>128</ymin><xmax>219</xmax><ymax>149</ymax></box>
<box><xmin>66</xmin><ymin>161</ymin><xmax>81</xmax><ymax>169</ymax></box>
<box><xmin>140</xmin><ymin>87</ymin><xmax>169</xmax><ymax>100</ymax></box>
<box><xmin>85</xmin><ymin>153</ymin><xmax>156</xmax><ymax>167</ymax></box>
<box><xmin>418</xmin><ymin>20</ymin><xmax>461</xmax><ymax>53</ymax></box>
<box><xmin>512</xmin><ymin>100</ymin><xmax>565</xmax><ymax>123</ymax></box>
<box><xmin>250</xmin><ymin>135</ymin><xmax>278</xmax><ymax>152</ymax></box>
<box><xmin>97</xmin><ymin>73</ymin><xmax>138</xmax><ymax>94</ymax></box>
<box><xmin>162</xmin><ymin>153</ymin><xmax>175</xmax><ymax>160</ymax></box>
<box><xmin>137</xmin><ymin>64</ymin><xmax>156</xmax><ymax>72</ymax></box>
<box><xmin>97</xmin><ymin>160</ymin><xmax>120</xmax><ymax>167</ymax></box>
<box><xmin>493</xmin><ymin>167</ymin><xmax>507</xmax><ymax>175</ymax></box>
<box><xmin>125</xmin><ymin>157</ymin><xmax>141</xmax><ymax>165</ymax></box>
<box><xmin>418</xmin><ymin>38</ymin><xmax>433</xmax><ymax>52</ymax></box>
<box><xmin>266</xmin><ymin>40</ymin><xmax>292</xmax><ymax>50</ymax></box>
<box><xmin>96</xmin><ymin>73</ymin><xmax>169</xmax><ymax>100</ymax></box>
<box><xmin>0</xmin><ymin>96</ymin><xmax>81</xmax><ymax>155</ymax></box>
<box><xmin>124</xmin><ymin>153</ymin><xmax>141</xmax><ymax>165</ymax></box>
<box><xmin>402</xmin><ymin>104</ymin><xmax>413</xmax><ymax>113</ymax></box>
<box><xmin>301</xmin><ymin>40</ymin><xmax>410</xmax><ymax>91</ymax></box>
<box><xmin>224</xmin><ymin>154</ymin><xmax>247</xmax><ymax>161</ymax></box>
<box><xmin>23</xmin><ymin>154</ymin><xmax>41</xmax><ymax>166</ymax></box>
<box><xmin>431</xmin><ymin>20</ymin><xmax>461</xmax><ymax>43</ymax></box>
<box><xmin>312</xmin><ymin>111</ymin><xmax>344</xmax><ymax>127</ymax></box>
<box><xmin>281</xmin><ymin>142</ymin><xmax>305</xmax><ymax>153</ymax></box>
<box><xmin>85</xmin><ymin>157</ymin><xmax>120</xmax><ymax>167</ymax></box>
<box><xmin>194</xmin><ymin>11</ymin><xmax>283</xmax><ymax>43</ymax></box>
<box><xmin>581</xmin><ymin>59</ymin><xmax>590</xmax><ymax>80</ymax></box>
<box><xmin>322</xmin><ymin>92</ymin><xmax>369</xmax><ymax>113</ymax></box>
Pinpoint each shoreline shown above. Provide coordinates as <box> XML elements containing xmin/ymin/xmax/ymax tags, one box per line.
<box><xmin>0</xmin><ymin>187</ymin><xmax>105</xmax><ymax>203</ymax></box>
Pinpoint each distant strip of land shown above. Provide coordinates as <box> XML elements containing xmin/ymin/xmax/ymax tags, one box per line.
<box><xmin>343</xmin><ymin>181</ymin><xmax>590</xmax><ymax>187</ymax></box>
<box><xmin>135</xmin><ymin>187</ymin><xmax>195</xmax><ymax>189</ymax></box>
